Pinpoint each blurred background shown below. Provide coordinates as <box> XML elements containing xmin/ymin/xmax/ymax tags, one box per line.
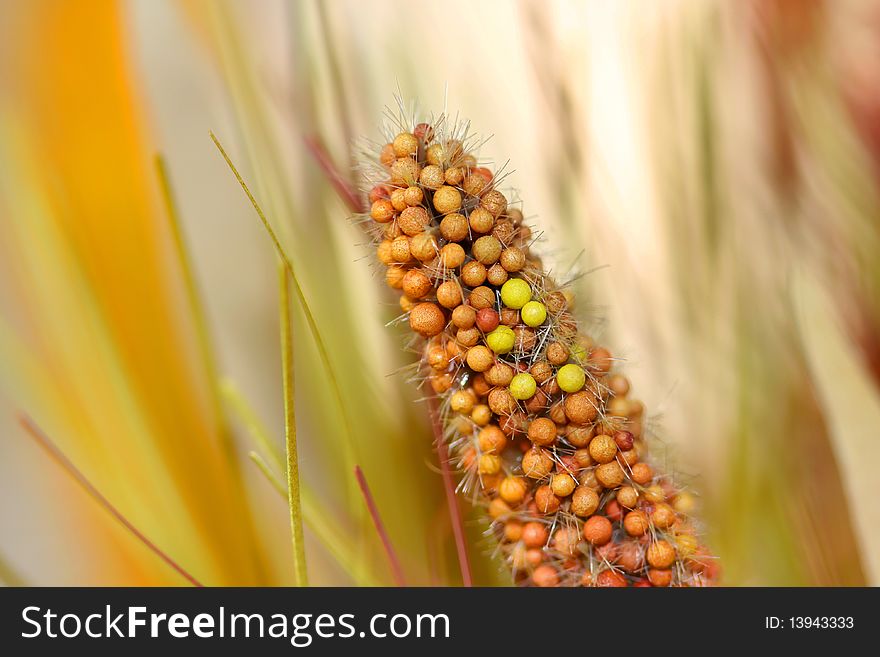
<box><xmin>1</xmin><ymin>0</ymin><xmax>878</xmax><ymax>586</ymax></box>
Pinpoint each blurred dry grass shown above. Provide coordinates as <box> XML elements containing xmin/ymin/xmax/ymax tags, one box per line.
<box><xmin>0</xmin><ymin>0</ymin><xmax>878</xmax><ymax>586</ymax></box>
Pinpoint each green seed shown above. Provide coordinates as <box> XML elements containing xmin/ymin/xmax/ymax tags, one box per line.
<box><xmin>520</xmin><ymin>301</ymin><xmax>547</xmax><ymax>327</ymax></box>
<box><xmin>557</xmin><ymin>363</ymin><xmax>586</xmax><ymax>393</ymax></box>
<box><xmin>486</xmin><ymin>325</ymin><xmax>516</xmax><ymax>354</ymax></box>
<box><xmin>509</xmin><ymin>372</ymin><xmax>537</xmax><ymax>400</ymax></box>
<box><xmin>500</xmin><ymin>278</ymin><xmax>532</xmax><ymax>309</ymax></box>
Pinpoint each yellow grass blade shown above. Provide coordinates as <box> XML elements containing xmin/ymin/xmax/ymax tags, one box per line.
<box><xmin>0</xmin><ymin>1</ymin><xmax>266</xmax><ymax>584</ymax></box>
<box><xmin>156</xmin><ymin>155</ymin><xmax>267</xmax><ymax>584</ymax></box>
<box><xmin>154</xmin><ymin>155</ymin><xmax>226</xmax><ymax>446</ymax></box>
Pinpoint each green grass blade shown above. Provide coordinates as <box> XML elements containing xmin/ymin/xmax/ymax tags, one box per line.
<box><xmin>279</xmin><ymin>263</ymin><xmax>308</xmax><ymax>587</ymax></box>
<box><xmin>228</xmin><ymin>379</ymin><xmax>380</xmax><ymax>586</ymax></box>
<box><xmin>248</xmin><ymin>451</ymin><xmax>286</xmax><ymax>496</ymax></box>
<box><xmin>247</xmin><ymin>451</ymin><xmax>380</xmax><ymax>587</ymax></box>
<box><xmin>221</xmin><ymin>378</ymin><xmax>284</xmax><ymax>473</ymax></box>
<box><xmin>209</xmin><ymin>132</ymin><xmax>360</xmax><ymax>484</ymax></box>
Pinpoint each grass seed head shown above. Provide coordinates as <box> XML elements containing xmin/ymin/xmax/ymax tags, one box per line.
<box><xmin>522</xmin><ymin>521</ymin><xmax>549</xmax><ymax>548</ymax></box>
<box><xmin>499</xmin><ymin>476</ymin><xmax>528</xmax><ymax>504</ymax></box>
<box><xmin>509</xmin><ymin>372</ymin><xmax>537</xmax><ymax>400</ymax></box>
<box><xmin>398</xmin><ymin>205</ymin><xmax>430</xmax><ymax>235</ymax></box>
<box><xmin>595</xmin><ymin>461</ymin><xmax>625</xmax><ymax>489</ymax></box>
<box><xmin>370</xmin><ymin>199</ymin><xmax>395</xmax><ymax>223</ymax></box>
<box><xmin>588</xmin><ymin>434</ymin><xmax>618</xmax><ymax>464</ymax></box>
<box><xmin>469</xmin><ymin>207</ymin><xmax>495</xmax><ymax>233</ymax></box>
<box><xmin>468</xmin><ymin>285</ymin><xmax>495</xmax><ymax>309</ymax></box>
<box><xmin>550</xmin><ymin>473</ymin><xmax>577</xmax><ymax>498</ymax></box>
<box><xmin>360</xmin><ymin>109</ymin><xmax>717</xmax><ymax>588</ymax></box>
<box><xmin>532</xmin><ymin>565</ymin><xmax>559</xmax><ymax>588</ymax></box>
<box><xmin>452</xmin><ymin>304</ymin><xmax>477</xmax><ymax>329</ymax></box>
<box><xmin>596</xmin><ymin>569</ymin><xmax>628</xmax><ymax>588</ymax></box>
<box><xmin>564</xmin><ymin>390</ymin><xmax>599</xmax><ymax>424</ymax></box>
<box><xmin>624</xmin><ymin>510</ymin><xmax>650</xmax><ymax>536</ymax></box>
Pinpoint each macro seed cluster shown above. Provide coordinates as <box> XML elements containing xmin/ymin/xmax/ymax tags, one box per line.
<box><xmin>360</xmin><ymin>112</ymin><xmax>718</xmax><ymax>587</ymax></box>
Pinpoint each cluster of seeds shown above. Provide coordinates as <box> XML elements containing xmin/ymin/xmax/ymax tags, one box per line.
<box><xmin>360</xmin><ymin>113</ymin><xmax>718</xmax><ymax>587</ymax></box>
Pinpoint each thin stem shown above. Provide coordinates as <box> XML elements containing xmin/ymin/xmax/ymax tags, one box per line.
<box><xmin>221</xmin><ymin>378</ymin><xmax>284</xmax><ymax>473</ymax></box>
<box><xmin>155</xmin><ymin>154</ymin><xmax>265</xmax><ymax>578</ymax></box>
<box><xmin>155</xmin><ymin>155</ymin><xmax>226</xmax><ymax>442</ymax></box>
<box><xmin>210</xmin><ymin>131</ymin><xmax>360</xmax><ymax>491</ymax></box>
<box><xmin>17</xmin><ymin>413</ymin><xmax>203</xmax><ymax>587</ymax></box>
<box><xmin>248</xmin><ymin>451</ymin><xmax>286</xmax><ymax>496</ymax></box>
<box><xmin>428</xmin><ymin>397</ymin><xmax>473</xmax><ymax>587</ymax></box>
<box><xmin>232</xmin><ymin>380</ymin><xmax>380</xmax><ymax>587</ymax></box>
<box><xmin>354</xmin><ymin>466</ymin><xmax>406</xmax><ymax>587</ymax></box>
<box><xmin>154</xmin><ymin>155</ymin><xmax>267</xmax><ymax>583</ymax></box>
<box><xmin>303</xmin><ymin>136</ymin><xmax>364</xmax><ymax>213</ymax></box>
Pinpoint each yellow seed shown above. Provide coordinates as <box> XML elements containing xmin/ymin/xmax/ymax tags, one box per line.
<box><xmin>556</xmin><ymin>363</ymin><xmax>586</xmax><ymax>393</ymax></box>
<box><xmin>486</xmin><ymin>325</ymin><xmax>516</xmax><ymax>354</ymax></box>
<box><xmin>509</xmin><ymin>372</ymin><xmax>537</xmax><ymax>400</ymax></box>
<box><xmin>500</xmin><ymin>278</ymin><xmax>531</xmax><ymax>309</ymax></box>
<box><xmin>520</xmin><ymin>301</ymin><xmax>547</xmax><ymax>327</ymax></box>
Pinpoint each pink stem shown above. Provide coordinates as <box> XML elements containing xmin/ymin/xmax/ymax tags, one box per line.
<box><xmin>428</xmin><ymin>397</ymin><xmax>473</xmax><ymax>587</ymax></box>
<box><xmin>303</xmin><ymin>136</ymin><xmax>365</xmax><ymax>213</ymax></box>
<box><xmin>354</xmin><ymin>465</ymin><xmax>407</xmax><ymax>586</ymax></box>
<box><xmin>18</xmin><ymin>413</ymin><xmax>204</xmax><ymax>587</ymax></box>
